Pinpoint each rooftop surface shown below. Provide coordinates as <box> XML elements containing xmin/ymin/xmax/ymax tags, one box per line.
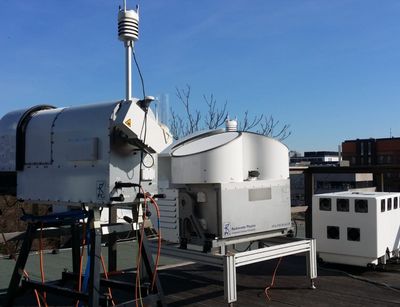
<box><xmin>1</xmin><ymin>240</ymin><xmax>400</xmax><ymax>306</ymax></box>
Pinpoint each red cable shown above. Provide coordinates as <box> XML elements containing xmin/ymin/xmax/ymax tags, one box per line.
<box><xmin>135</xmin><ymin>189</ymin><xmax>147</xmax><ymax>307</ymax></box>
<box><xmin>147</xmin><ymin>195</ymin><xmax>162</xmax><ymax>290</ymax></box>
<box><xmin>3</xmin><ymin>221</ymin><xmax>45</xmax><ymax>306</ymax></box>
<box><xmin>39</xmin><ymin>225</ymin><xmax>48</xmax><ymax>307</ymax></box>
<box><xmin>22</xmin><ymin>269</ymin><xmax>42</xmax><ymax>306</ymax></box>
<box><xmin>75</xmin><ymin>222</ymin><xmax>86</xmax><ymax>307</ymax></box>
<box><xmin>1</xmin><ymin>231</ymin><xmax>12</xmax><ymax>257</ymax></box>
<box><xmin>135</xmin><ymin>190</ymin><xmax>162</xmax><ymax>303</ymax></box>
<box><xmin>265</xmin><ymin>257</ymin><xmax>282</xmax><ymax>301</ymax></box>
<box><xmin>100</xmin><ymin>254</ymin><xmax>116</xmax><ymax>306</ymax></box>
<box><xmin>24</xmin><ymin>272</ymin><xmax>42</xmax><ymax>307</ymax></box>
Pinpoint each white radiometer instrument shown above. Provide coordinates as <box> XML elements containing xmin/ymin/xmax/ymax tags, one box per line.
<box><xmin>157</xmin><ymin>123</ymin><xmax>292</xmax><ymax>249</ymax></box>
<box><xmin>0</xmin><ymin>99</ymin><xmax>172</xmax><ymax>206</ymax></box>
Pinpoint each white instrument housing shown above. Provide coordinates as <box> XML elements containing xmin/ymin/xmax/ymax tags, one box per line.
<box><xmin>313</xmin><ymin>191</ymin><xmax>400</xmax><ymax>266</ymax></box>
<box><xmin>157</xmin><ymin>130</ymin><xmax>291</xmax><ymax>244</ymax></box>
<box><xmin>0</xmin><ymin>100</ymin><xmax>172</xmax><ymax>206</ymax></box>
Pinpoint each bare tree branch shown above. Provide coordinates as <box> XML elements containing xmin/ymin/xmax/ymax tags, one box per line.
<box><xmin>203</xmin><ymin>94</ymin><xmax>228</xmax><ymax>129</ymax></box>
<box><xmin>169</xmin><ymin>85</ymin><xmax>291</xmax><ymax>141</ymax></box>
<box><xmin>238</xmin><ymin>111</ymin><xmax>263</xmax><ymax>131</ymax></box>
<box><xmin>175</xmin><ymin>85</ymin><xmax>201</xmax><ymax>135</ymax></box>
<box><xmin>273</xmin><ymin>124</ymin><xmax>291</xmax><ymax>140</ymax></box>
<box><xmin>258</xmin><ymin>116</ymin><xmax>291</xmax><ymax>140</ymax></box>
<box><xmin>169</xmin><ymin>109</ymin><xmax>185</xmax><ymax>140</ymax></box>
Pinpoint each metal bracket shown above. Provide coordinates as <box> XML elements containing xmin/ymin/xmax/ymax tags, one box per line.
<box><xmin>151</xmin><ymin>236</ymin><xmax>318</xmax><ymax>304</ymax></box>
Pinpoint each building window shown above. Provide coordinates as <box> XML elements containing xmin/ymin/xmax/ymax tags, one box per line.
<box><xmin>368</xmin><ymin>142</ymin><xmax>371</xmax><ymax>155</ymax></box>
<box><xmin>355</xmin><ymin>199</ymin><xmax>368</xmax><ymax>213</ymax></box>
<box><xmin>378</xmin><ymin>155</ymin><xmax>384</xmax><ymax>164</ymax></box>
<box><xmin>388</xmin><ymin>198</ymin><xmax>392</xmax><ymax>211</ymax></box>
<box><xmin>381</xmin><ymin>199</ymin><xmax>386</xmax><ymax>212</ymax></box>
<box><xmin>360</xmin><ymin>142</ymin><xmax>364</xmax><ymax>155</ymax></box>
<box><xmin>319</xmin><ymin>198</ymin><xmax>332</xmax><ymax>211</ymax></box>
<box><xmin>347</xmin><ymin>227</ymin><xmax>360</xmax><ymax>241</ymax></box>
<box><xmin>337</xmin><ymin>199</ymin><xmax>350</xmax><ymax>212</ymax></box>
<box><xmin>327</xmin><ymin>226</ymin><xmax>340</xmax><ymax>240</ymax></box>
<box><xmin>395</xmin><ymin>197</ymin><xmax>398</xmax><ymax>209</ymax></box>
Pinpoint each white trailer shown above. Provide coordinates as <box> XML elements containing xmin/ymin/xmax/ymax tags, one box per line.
<box><xmin>313</xmin><ymin>191</ymin><xmax>400</xmax><ymax>266</ymax></box>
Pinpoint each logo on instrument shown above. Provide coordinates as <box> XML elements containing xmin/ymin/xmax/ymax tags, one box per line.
<box><xmin>223</xmin><ymin>222</ymin><xmax>231</xmax><ymax>237</ymax></box>
<box><xmin>96</xmin><ymin>181</ymin><xmax>106</xmax><ymax>200</ymax></box>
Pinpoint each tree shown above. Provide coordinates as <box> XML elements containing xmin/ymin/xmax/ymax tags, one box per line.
<box><xmin>170</xmin><ymin>85</ymin><xmax>291</xmax><ymax>141</ymax></box>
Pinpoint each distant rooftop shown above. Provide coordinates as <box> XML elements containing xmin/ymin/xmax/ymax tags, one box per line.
<box><xmin>304</xmin><ymin>151</ymin><xmax>339</xmax><ymax>157</ymax></box>
<box><xmin>343</xmin><ymin>137</ymin><xmax>400</xmax><ymax>142</ymax></box>
<box><xmin>290</xmin><ymin>151</ymin><xmax>339</xmax><ymax>166</ymax></box>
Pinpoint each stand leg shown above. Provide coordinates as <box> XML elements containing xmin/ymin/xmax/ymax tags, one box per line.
<box><xmin>306</xmin><ymin>239</ymin><xmax>317</xmax><ymax>289</ymax></box>
<box><xmin>108</xmin><ymin>232</ymin><xmax>117</xmax><ymax>272</ymax></box>
<box><xmin>4</xmin><ymin>223</ymin><xmax>36</xmax><ymax>307</ymax></box>
<box><xmin>71</xmin><ymin>223</ymin><xmax>81</xmax><ymax>274</ymax></box>
<box><xmin>138</xmin><ymin>231</ymin><xmax>167</xmax><ymax>307</ymax></box>
<box><xmin>224</xmin><ymin>254</ymin><xmax>237</xmax><ymax>304</ymax></box>
<box><xmin>108</xmin><ymin>206</ymin><xmax>117</xmax><ymax>272</ymax></box>
<box><xmin>88</xmin><ymin>209</ymin><xmax>102</xmax><ymax>307</ymax></box>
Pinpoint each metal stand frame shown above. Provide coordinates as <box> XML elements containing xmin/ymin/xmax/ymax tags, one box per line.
<box><xmin>4</xmin><ymin>208</ymin><xmax>166</xmax><ymax>307</ymax></box>
<box><xmin>152</xmin><ymin>236</ymin><xmax>317</xmax><ymax>305</ymax></box>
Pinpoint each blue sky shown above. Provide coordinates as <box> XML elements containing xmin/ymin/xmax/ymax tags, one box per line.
<box><xmin>1</xmin><ymin>1</ymin><xmax>400</xmax><ymax>153</ymax></box>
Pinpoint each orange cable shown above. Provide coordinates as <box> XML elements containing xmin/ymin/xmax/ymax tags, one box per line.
<box><xmin>75</xmin><ymin>222</ymin><xmax>86</xmax><ymax>307</ymax></box>
<box><xmin>8</xmin><ymin>236</ymin><xmax>42</xmax><ymax>306</ymax></box>
<box><xmin>39</xmin><ymin>225</ymin><xmax>48</xmax><ymax>307</ymax></box>
<box><xmin>135</xmin><ymin>188</ymin><xmax>147</xmax><ymax>307</ymax></box>
<box><xmin>1</xmin><ymin>231</ymin><xmax>12</xmax><ymax>257</ymax></box>
<box><xmin>147</xmin><ymin>195</ymin><xmax>162</xmax><ymax>290</ymax></box>
<box><xmin>2</xmin><ymin>218</ymin><xmax>43</xmax><ymax>306</ymax></box>
<box><xmin>22</xmin><ymin>268</ymin><xmax>42</xmax><ymax>306</ymax></box>
<box><xmin>264</xmin><ymin>257</ymin><xmax>283</xmax><ymax>301</ymax></box>
<box><xmin>100</xmin><ymin>254</ymin><xmax>116</xmax><ymax>306</ymax></box>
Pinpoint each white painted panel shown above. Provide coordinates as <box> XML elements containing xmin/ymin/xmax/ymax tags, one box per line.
<box><xmin>0</xmin><ymin>109</ymin><xmax>25</xmax><ymax>171</ymax></box>
<box><xmin>172</xmin><ymin>132</ymin><xmax>239</xmax><ymax>156</ymax></box>
<box><xmin>65</xmin><ymin>137</ymin><xmax>99</xmax><ymax>161</ymax></box>
<box><xmin>313</xmin><ymin>191</ymin><xmax>400</xmax><ymax>266</ymax></box>
<box><xmin>25</xmin><ymin>109</ymin><xmax>62</xmax><ymax>164</ymax></box>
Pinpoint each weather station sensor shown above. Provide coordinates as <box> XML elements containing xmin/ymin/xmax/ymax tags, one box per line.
<box><xmin>118</xmin><ymin>0</ymin><xmax>139</xmax><ymax>101</ymax></box>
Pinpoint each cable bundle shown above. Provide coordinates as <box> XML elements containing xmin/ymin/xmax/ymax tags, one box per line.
<box><xmin>135</xmin><ymin>190</ymin><xmax>162</xmax><ymax>307</ymax></box>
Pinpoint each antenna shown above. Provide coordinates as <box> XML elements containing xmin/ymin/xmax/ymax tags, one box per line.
<box><xmin>118</xmin><ymin>1</ymin><xmax>139</xmax><ymax>101</ymax></box>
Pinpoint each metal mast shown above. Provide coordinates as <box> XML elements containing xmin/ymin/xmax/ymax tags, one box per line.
<box><xmin>118</xmin><ymin>0</ymin><xmax>139</xmax><ymax>101</ymax></box>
